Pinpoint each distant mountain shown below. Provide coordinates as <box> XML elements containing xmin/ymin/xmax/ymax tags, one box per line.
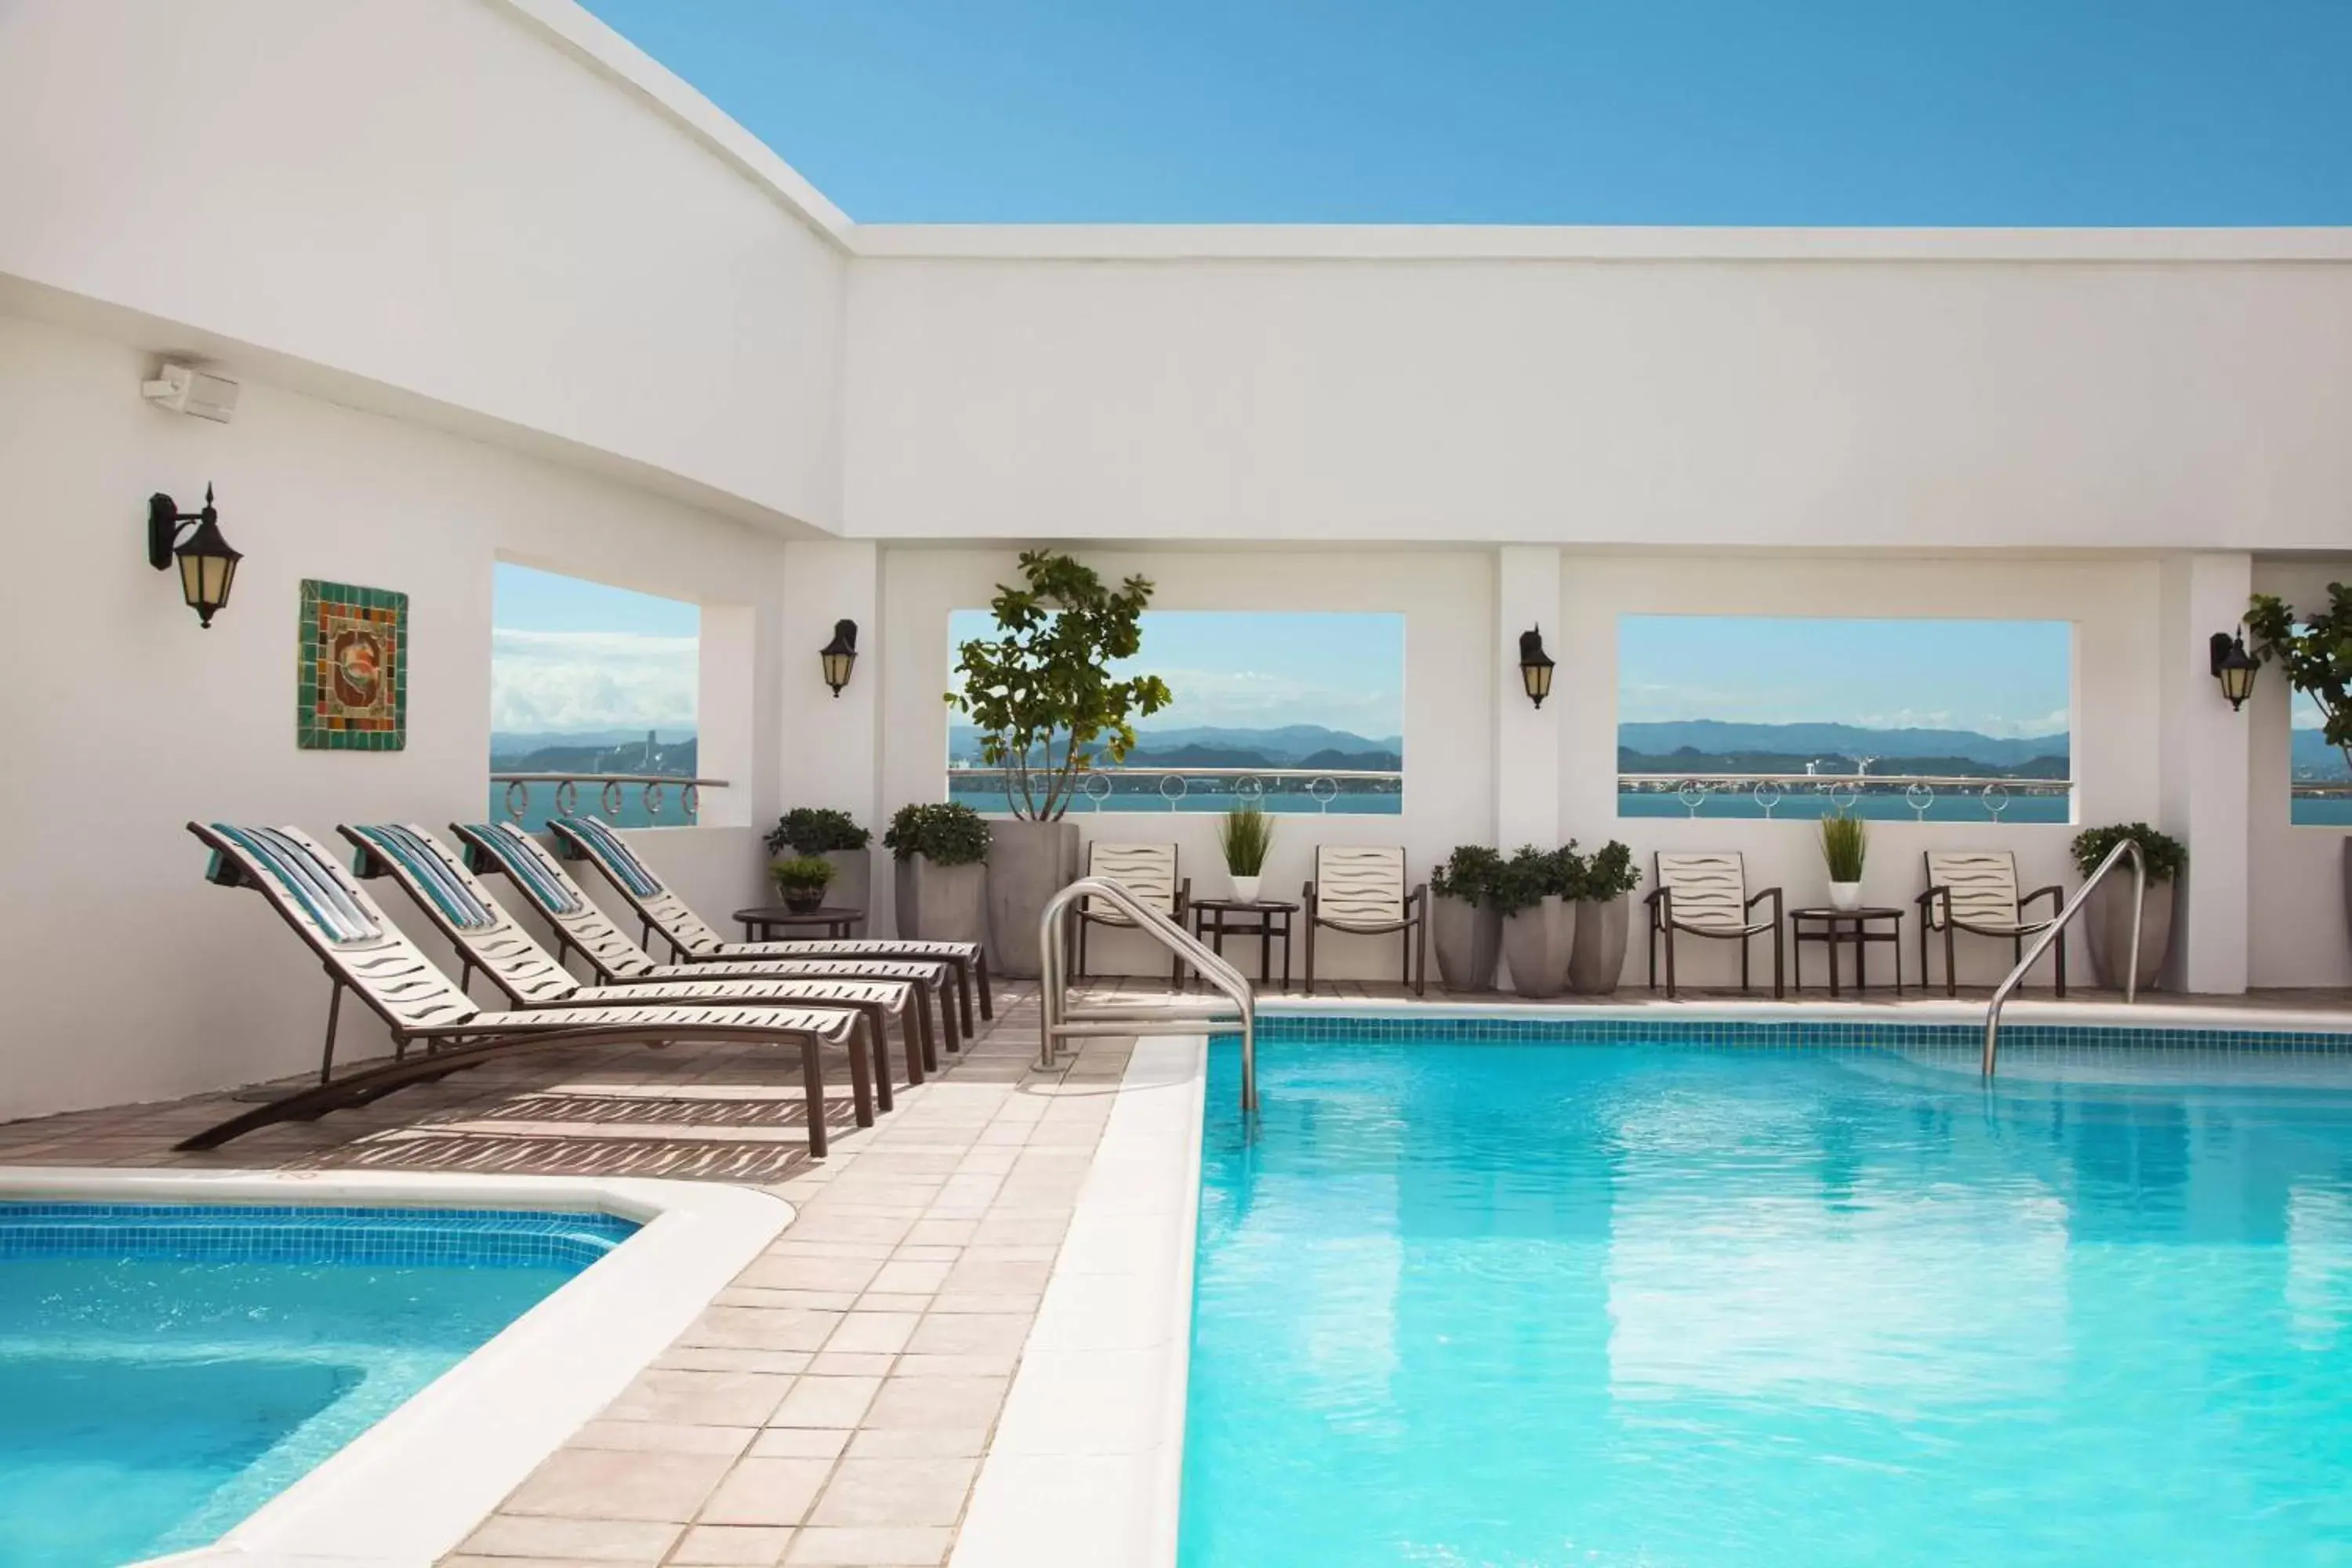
<box><xmin>1619</xmin><ymin>720</ymin><xmax>2068</xmax><ymax>769</ymax></box>
<box><xmin>2293</xmin><ymin>728</ymin><xmax>2350</xmax><ymax>780</ymax></box>
<box><xmin>949</xmin><ymin>723</ymin><xmax>1402</xmax><ymax>768</ymax></box>
<box><xmin>492</xmin><ymin>726</ymin><xmax>695</xmax><ymax>757</ymax></box>
<box><xmin>492</xmin><ymin>736</ymin><xmax>698</xmax><ymax>776</ymax></box>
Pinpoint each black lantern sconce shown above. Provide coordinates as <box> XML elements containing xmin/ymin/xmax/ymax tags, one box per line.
<box><xmin>2209</xmin><ymin>630</ymin><xmax>2259</xmax><ymax>711</ymax></box>
<box><xmin>147</xmin><ymin>485</ymin><xmax>242</xmax><ymax>628</ymax></box>
<box><xmin>819</xmin><ymin>619</ymin><xmax>858</xmax><ymax>698</ymax></box>
<box><xmin>1519</xmin><ymin>626</ymin><xmax>1556</xmax><ymax>710</ymax></box>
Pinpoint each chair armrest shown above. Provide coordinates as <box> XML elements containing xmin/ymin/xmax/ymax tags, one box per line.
<box><xmin>1747</xmin><ymin>886</ymin><xmax>1784</xmax><ymax>921</ymax></box>
<box><xmin>1643</xmin><ymin>885</ymin><xmax>1669</xmax><ymax>906</ymax></box>
<box><xmin>2021</xmin><ymin>884</ymin><xmax>2066</xmax><ymax>916</ymax></box>
<box><xmin>1406</xmin><ymin>882</ymin><xmax>1428</xmax><ymax>915</ymax></box>
<box><xmin>1177</xmin><ymin>877</ymin><xmax>1192</xmax><ymax>917</ymax></box>
<box><xmin>1301</xmin><ymin>880</ymin><xmax>1317</xmax><ymax>919</ymax></box>
<box><xmin>1916</xmin><ymin>884</ymin><xmax>1946</xmax><ymax>909</ymax></box>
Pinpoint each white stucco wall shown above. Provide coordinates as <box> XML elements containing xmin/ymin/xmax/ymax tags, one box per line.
<box><xmin>844</xmin><ymin>241</ymin><xmax>2352</xmax><ymax>551</ymax></box>
<box><xmin>0</xmin><ymin>0</ymin><xmax>848</xmax><ymax>531</ymax></box>
<box><xmin>2250</xmin><ymin>558</ymin><xmax>2352</xmax><ymax>989</ymax></box>
<box><xmin>0</xmin><ymin>310</ymin><xmax>784</xmax><ymax>1120</ymax></box>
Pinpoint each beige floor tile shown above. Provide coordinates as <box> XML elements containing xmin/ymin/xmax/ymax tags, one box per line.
<box><xmin>768</xmin><ymin>1374</ymin><xmax>882</xmax><ymax>1428</ymax></box>
<box><xmin>861</xmin><ymin>1376</ymin><xmax>1010</xmax><ymax>1431</ymax></box>
<box><xmin>504</xmin><ymin>1449</ymin><xmax>734</xmax><ymax>1523</ymax></box>
<box><xmin>668</xmin><ymin>1524</ymin><xmax>796</xmax><ymax>1566</ymax></box>
<box><xmin>904</xmin><ymin>1314</ymin><xmax>1033</xmax><ymax>1357</ymax></box>
<box><xmin>805</xmin><ymin>1350</ymin><xmax>896</xmax><ymax>1378</ymax></box>
<box><xmin>845</xmin><ymin>1427</ymin><xmax>990</xmax><ymax>1460</ymax></box>
<box><xmin>697</xmin><ymin>1457</ymin><xmax>835</xmax><ymax>1527</ymax></box>
<box><xmin>823</xmin><ymin>1311</ymin><xmax>919</xmax><ymax>1355</ymax></box>
<box><xmin>807</xmin><ymin>1457</ymin><xmax>975</xmax><ymax>1528</ymax></box>
<box><xmin>459</xmin><ymin>1514</ymin><xmax>680</xmax><ymax>1562</ymax></box>
<box><xmin>940</xmin><ymin>1257</ymin><xmax>1052</xmax><ymax>1294</ymax></box>
<box><xmin>657</xmin><ymin>1348</ymin><xmax>815</xmax><ymax>1377</ymax></box>
<box><xmin>784</xmin><ymin>1526</ymin><xmax>956</xmax><ymax>1565</ymax></box>
<box><xmin>866</xmin><ymin>1259</ymin><xmax>953</xmax><ymax>1294</ymax></box>
<box><xmin>748</xmin><ymin>1426</ymin><xmax>851</xmax><ymax>1460</ymax></box>
<box><xmin>684</xmin><ymin>1306</ymin><xmax>844</xmax><ymax>1352</ymax></box>
<box><xmin>602</xmin><ymin>1369</ymin><xmax>794</xmax><ymax>1428</ymax></box>
<box><xmin>568</xmin><ymin>1421</ymin><xmax>755</xmax><ymax>1457</ymax></box>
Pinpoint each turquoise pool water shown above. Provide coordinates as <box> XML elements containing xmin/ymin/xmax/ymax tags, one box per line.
<box><xmin>0</xmin><ymin>1203</ymin><xmax>634</xmax><ymax>1566</ymax></box>
<box><xmin>1181</xmin><ymin>1033</ymin><xmax>2352</xmax><ymax>1566</ymax></box>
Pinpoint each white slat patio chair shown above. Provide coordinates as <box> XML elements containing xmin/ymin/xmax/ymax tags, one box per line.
<box><xmin>1646</xmin><ymin>851</ymin><xmax>1785</xmax><ymax>999</ymax></box>
<box><xmin>1303</xmin><ymin>845</ymin><xmax>1428</xmax><ymax>996</ymax></box>
<box><xmin>1073</xmin><ymin>842</ymin><xmax>1191</xmax><ymax>985</ymax></box>
<box><xmin>1917</xmin><ymin>850</ymin><xmax>2067</xmax><ymax>996</ymax></box>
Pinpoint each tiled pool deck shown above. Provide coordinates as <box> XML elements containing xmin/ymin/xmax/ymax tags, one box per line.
<box><xmin>5</xmin><ymin>979</ymin><xmax>2350</xmax><ymax>1566</ymax></box>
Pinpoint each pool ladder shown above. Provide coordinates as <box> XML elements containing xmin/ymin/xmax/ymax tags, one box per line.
<box><xmin>1982</xmin><ymin>837</ymin><xmax>2146</xmax><ymax>1076</ymax></box>
<box><xmin>1038</xmin><ymin>877</ymin><xmax>1258</xmax><ymax>1113</ymax></box>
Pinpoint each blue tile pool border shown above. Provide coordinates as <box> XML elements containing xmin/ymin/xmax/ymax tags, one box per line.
<box><xmin>1229</xmin><ymin>1015</ymin><xmax>2352</xmax><ymax>1056</ymax></box>
<box><xmin>0</xmin><ymin>1202</ymin><xmax>638</xmax><ymax>1269</ymax></box>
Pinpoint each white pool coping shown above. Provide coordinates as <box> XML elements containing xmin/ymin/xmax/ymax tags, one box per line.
<box><xmin>1260</xmin><ymin>994</ymin><xmax>2352</xmax><ymax>1033</ymax></box>
<box><xmin>0</xmin><ymin>1167</ymin><xmax>790</xmax><ymax>1568</ymax></box>
<box><xmin>950</xmin><ymin>1034</ymin><xmax>1207</xmax><ymax>1568</ymax></box>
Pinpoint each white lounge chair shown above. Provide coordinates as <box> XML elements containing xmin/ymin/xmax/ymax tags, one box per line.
<box><xmin>1302</xmin><ymin>845</ymin><xmax>1427</xmax><ymax>995</ymax></box>
<box><xmin>183</xmin><ymin>823</ymin><xmax>874</xmax><ymax>1157</ymax></box>
<box><xmin>1917</xmin><ymin>850</ymin><xmax>2067</xmax><ymax>996</ymax></box>
<box><xmin>547</xmin><ymin>814</ymin><xmax>992</xmax><ymax>1035</ymax></box>
<box><xmin>1646</xmin><ymin>851</ymin><xmax>1784</xmax><ymax>998</ymax></box>
<box><xmin>1073</xmin><ymin>842</ymin><xmax>1190</xmax><ymax>985</ymax></box>
<box><xmin>341</xmin><ymin>822</ymin><xmax>935</xmax><ymax>1107</ymax></box>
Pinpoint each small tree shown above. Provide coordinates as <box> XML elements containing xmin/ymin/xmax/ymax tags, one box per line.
<box><xmin>2247</xmin><ymin>584</ymin><xmax>2352</xmax><ymax>777</ymax></box>
<box><xmin>948</xmin><ymin>551</ymin><xmax>1172</xmax><ymax>821</ymax></box>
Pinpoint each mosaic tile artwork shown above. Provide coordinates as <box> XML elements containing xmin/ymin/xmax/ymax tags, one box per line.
<box><xmin>296</xmin><ymin>579</ymin><xmax>408</xmax><ymax>750</ymax></box>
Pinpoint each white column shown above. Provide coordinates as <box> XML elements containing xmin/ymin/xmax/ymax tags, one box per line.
<box><xmin>2158</xmin><ymin>551</ymin><xmax>2252</xmax><ymax>993</ymax></box>
<box><xmin>1494</xmin><ymin>544</ymin><xmax>1564</xmax><ymax>851</ymax></box>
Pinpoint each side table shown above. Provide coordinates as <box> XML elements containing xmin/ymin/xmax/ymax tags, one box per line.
<box><xmin>1789</xmin><ymin>906</ymin><xmax>1904</xmax><ymax>996</ymax></box>
<box><xmin>734</xmin><ymin>906</ymin><xmax>863</xmax><ymax>942</ymax></box>
<box><xmin>1191</xmin><ymin>898</ymin><xmax>1299</xmax><ymax>992</ymax></box>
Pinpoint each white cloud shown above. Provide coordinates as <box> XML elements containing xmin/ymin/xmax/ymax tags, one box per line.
<box><xmin>1133</xmin><ymin>664</ymin><xmax>1403</xmax><ymax>735</ymax></box>
<box><xmin>491</xmin><ymin>628</ymin><xmax>696</xmax><ymax>732</ymax></box>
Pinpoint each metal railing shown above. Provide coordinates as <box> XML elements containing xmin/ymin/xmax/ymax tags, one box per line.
<box><xmin>1038</xmin><ymin>877</ymin><xmax>1258</xmax><ymax>1114</ymax></box>
<box><xmin>1982</xmin><ymin>837</ymin><xmax>2145</xmax><ymax>1076</ymax></box>
<box><xmin>491</xmin><ymin>772</ymin><xmax>728</xmax><ymax>825</ymax></box>
<box><xmin>949</xmin><ymin>764</ymin><xmax>1400</xmax><ymax>814</ymax></box>
<box><xmin>1621</xmin><ymin>772</ymin><xmax>2072</xmax><ymax>822</ymax></box>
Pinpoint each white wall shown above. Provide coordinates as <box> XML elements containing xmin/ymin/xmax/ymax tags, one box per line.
<box><xmin>2249</xmin><ymin>558</ymin><xmax>2352</xmax><ymax>989</ymax></box>
<box><xmin>844</xmin><ymin>246</ymin><xmax>2352</xmax><ymax>551</ymax></box>
<box><xmin>0</xmin><ymin>0</ymin><xmax>848</xmax><ymax>530</ymax></box>
<box><xmin>0</xmin><ymin>310</ymin><xmax>782</xmax><ymax>1120</ymax></box>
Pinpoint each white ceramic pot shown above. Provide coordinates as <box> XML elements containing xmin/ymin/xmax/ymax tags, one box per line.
<box><xmin>1828</xmin><ymin>881</ymin><xmax>1864</xmax><ymax>913</ymax></box>
<box><xmin>1229</xmin><ymin>873</ymin><xmax>1263</xmax><ymax>904</ymax></box>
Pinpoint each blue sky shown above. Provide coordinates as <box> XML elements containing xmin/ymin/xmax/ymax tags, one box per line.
<box><xmin>492</xmin><ymin>562</ymin><xmax>699</xmax><ymax>735</ymax></box>
<box><xmin>1620</xmin><ymin>616</ymin><xmax>2072</xmax><ymax>738</ymax></box>
<box><xmin>949</xmin><ymin>610</ymin><xmax>1405</xmax><ymax>739</ymax></box>
<box><xmin>581</xmin><ymin>0</ymin><xmax>2352</xmax><ymax>224</ymax></box>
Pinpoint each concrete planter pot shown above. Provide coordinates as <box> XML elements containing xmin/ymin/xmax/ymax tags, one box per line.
<box><xmin>818</xmin><ymin>848</ymin><xmax>871</xmax><ymax>936</ymax></box>
<box><xmin>1568</xmin><ymin>895</ymin><xmax>1632</xmax><ymax>995</ymax></box>
<box><xmin>895</xmin><ymin>855</ymin><xmax>987</xmax><ymax>946</ymax></box>
<box><xmin>1502</xmin><ymin>897</ymin><xmax>1576</xmax><ymax>1000</ymax></box>
<box><xmin>2085</xmin><ymin>876</ymin><xmax>2175</xmax><ymax>992</ymax></box>
<box><xmin>1431</xmin><ymin>893</ymin><xmax>1501</xmax><ymax>992</ymax></box>
<box><xmin>985</xmin><ymin>818</ymin><xmax>1081</xmax><ymax>979</ymax></box>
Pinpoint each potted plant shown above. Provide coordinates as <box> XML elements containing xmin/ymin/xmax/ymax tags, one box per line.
<box><xmin>2071</xmin><ymin>822</ymin><xmax>2186</xmax><ymax>990</ymax></box>
<box><xmin>949</xmin><ymin>550</ymin><xmax>1171</xmax><ymax>978</ymax></box>
<box><xmin>2248</xmin><ymin>586</ymin><xmax>2352</xmax><ymax>935</ymax></box>
<box><xmin>1218</xmin><ymin>802</ymin><xmax>1273</xmax><ymax>902</ymax></box>
<box><xmin>765</xmin><ymin>807</ymin><xmax>872</xmax><ymax>933</ymax></box>
<box><xmin>1495</xmin><ymin>844</ymin><xmax>1577</xmax><ymax>1000</ymax></box>
<box><xmin>1820</xmin><ymin>812</ymin><xmax>1867</xmax><ymax>912</ymax></box>
<box><xmin>884</xmin><ymin>802</ymin><xmax>991</xmax><ymax>945</ymax></box>
<box><xmin>1568</xmin><ymin>840</ymin><xmax>1639</xmax><ymax>995</ymax></box>
<box><xmin>1429</xmin><ymin>845</ymin><xmax>1504</xmax><ymax>992</ymax></box>
<box><xmin>770</xmin><ymin>855</ymin><xmax>836</xmax><ymax>915</ymax></box>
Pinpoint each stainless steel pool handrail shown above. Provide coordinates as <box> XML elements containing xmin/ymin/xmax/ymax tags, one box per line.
<box><xmin>1983</xmin><ymin>837</ymin><xmax>2145</xmax><ymax>1076</ymax></box>
<box><xmin>1040</xmin><ymin>877</ymin><xmax>1257</xmax><ymax>1114</ymax></box>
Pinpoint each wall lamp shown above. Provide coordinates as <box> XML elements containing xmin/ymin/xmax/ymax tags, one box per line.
<box><xmin>819</xmin><ymin>619</ymin><xmax>858</xmax><ymax>697</ymax></box>
<box><xmin>1519</xmin><ymin>626</ymin><xmax>1555</xmax><ymax>709</ymax></box>
<box><xmin>2209</xmin><ymin>630</ymin><xmax>2259</xmax><ymax>711</ymax></box>
<box><xmin>147</xmin><ymin>485</ymin><xmax>242</xmax><ymax>628</ymax></box>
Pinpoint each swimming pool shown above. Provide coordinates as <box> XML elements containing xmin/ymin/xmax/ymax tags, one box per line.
<box><xmin>1178</xmin><ymin>1023</ymin><xmax>2352</xmax><ymax>1566</ymax></box>
<box><xmin>0</xmin><ymin>1201</ymin><xmax>634</xmax><ymax>1566</ymax></box>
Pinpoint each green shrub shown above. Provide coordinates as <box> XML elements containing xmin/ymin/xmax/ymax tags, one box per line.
<box><xmin>2247</xmin><ymin>585</ymin><xmax>2352</xmax><ymax>776</ymax></box>
<box><xmin>2071</xmin><ymin>822</ymin><xmax>2185</xmax><ymax>884</ymax></box>
<box><xmin>1431</xmin><ymin>844</ymin><xmax>1504</xmax><ymax>905</ymax></box>
<box><xmin>1218</xmin><ymin>804</ymin><xmax>1273</xmax><ymax>875</ymax></box>
<box><xmin>1578</xmin><ymin>840</ymin><xmax>1640</xmax><ymax>901</ymax></box>
<box><xmin>1819</xmin><ymin>814</ymin><xmax>1867</xmax><ymax>882</ymax></box>
<box><xmin>883</xmin><ymin>802</ymin><xmax>992</xmax><ymax>866</ymax></box>
<box><xmin>1490</xmin><ymin>843</ymin><xmax>1579</xmax><ymax>915</ymax></box>
<box><xmin>770</xmin><ymin>855</ymin><xmax>837</xmax><ymax>892</ymax></box>
<box><xmin>764</xmin><ymin>807</ymin><xmax>869</xmax><ymax>855</ymax></box>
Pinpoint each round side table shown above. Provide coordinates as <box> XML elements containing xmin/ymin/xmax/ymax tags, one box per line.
<box><xmin>733</xmin><ymin>906</ymin><xmax>863</xmax><ymax>942</ymax></box>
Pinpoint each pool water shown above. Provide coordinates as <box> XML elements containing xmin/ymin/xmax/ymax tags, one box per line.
<box><xmin>1181</xmin><ymin>1036</ymin><xmax>2352</xmax><ymax>1566</ymax></box>
<box><xmin>0</xmin><ymin>1203</ymin><xmax>634</xmax><ymax>1566</ymax></box>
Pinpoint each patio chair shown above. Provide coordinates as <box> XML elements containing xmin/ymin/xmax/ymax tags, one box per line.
<box><xmin>1073</xmin><ymin>842</ymin><xmax>1190</xmax><ymax>985</ymax></box>
<box><xmin>1302</xmin><ymin>846</ymin><xmax>1427</xmax><ymax>996</ymax></box>
<box><xmin>341</xmin><ymin>822</ymin><xmax>933</xmax><ymax>1106</ymax></box>
<box><xmin>180</xmin><ymin>823</ymin><xmax>876</xmax><ymax>1157</ymax></box>
<box><xmin>1916</xmin><ymin>850</ymin><xmax>2067</xmax><ymax>997</ymax></box>
<box><xmin>546</xmin><ymin>814</ymin><xmax>992</xmax><ymax>1035</ymax></box>
<box><xmin>1646</xmin><ymin>851</ymin><xmax>1784</xmax><ymax>999</ymax></box>
<box><xmin>450</xmin><ymin>819</ymin><xmax>959</xmax><ymax>1072</ymax></box>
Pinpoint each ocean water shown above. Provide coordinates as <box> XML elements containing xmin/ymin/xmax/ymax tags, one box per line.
<box><xmin>1181</xmin><ymin>1036</ymin><xmax>2352</xmax><ymax>1566</ymax></box>
<box><xmin>0</xmin><ymin>1206</ymin><xmax>627</xmax><ymax>1566</ymax></box>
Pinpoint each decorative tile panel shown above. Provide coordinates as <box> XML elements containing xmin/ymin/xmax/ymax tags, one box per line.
<box><xmin>297</xmin><ymin>579</ymin><xmax>408</xmax><ymax>750</ymax></box>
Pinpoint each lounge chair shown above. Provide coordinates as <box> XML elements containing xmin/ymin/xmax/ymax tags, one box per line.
<box><xmin>340</xmin><ymin>822</ymin><xmax>934</xmax><ymax>1109</ymax></box>
<box><xmin>548</xmin><ymin>815</ymin><xmax>993</xmax><ymax>1034</ymax></box>
<box><xmin>1646</xmin><ymin>851</ymin><xmax>1784</xmax><ymax>999</ymax></box>
<box><xmin>1073</xmin><ymin>842</ymin><xmax>1190</xmax><ymax>985</ymax></box>
<box><xmin>451</xmin><ymin>819</ymin><xmax>959</xmax><ymax>1072</ymax></box>
<box><xmin>180</xmin><ymin>823</ymin><xmax>877</xmax><ymax>1156</ymax></box>
<box><xmin>1302</xmin><ymin>846</ymin><xmax>1427</xmax><ymax>996</ymax></box>
<box><xmin>1916</xmin><ymin>850</ymin><xmax>2066</xmax><ymax>996</ymax></box>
